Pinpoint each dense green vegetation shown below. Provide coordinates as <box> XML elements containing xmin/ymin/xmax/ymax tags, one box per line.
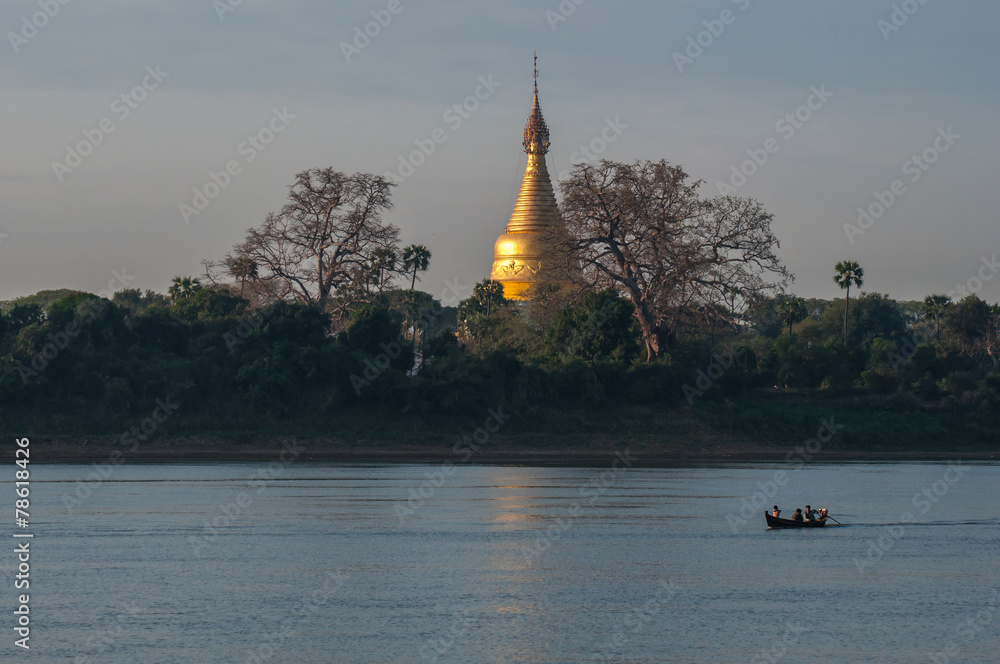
<box><xmin>3</xmin><ymin>165</ymin><xmax>997</xmax><ymax>453</ymax></box>
<box><xmin>1</xmin><ymin>282</ymin><xmax>998</xmax><ymax>451</ymax></box>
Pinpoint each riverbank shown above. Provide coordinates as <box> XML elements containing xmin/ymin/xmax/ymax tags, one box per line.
<box><xmin>8</xmin><ymin>397</ymin><xmax>1000</xmax><ymax>464</ymax></box>
<box><xmin>18</xmin><ymin>438</ymin><xmax>1000</xmax><ymax>465</ymax></box>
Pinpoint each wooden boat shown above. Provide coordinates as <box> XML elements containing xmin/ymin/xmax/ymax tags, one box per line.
<box><xmin>765</xmin><ymin>512</ymin><xmax>827</xmax><ymax>528</ymax></box>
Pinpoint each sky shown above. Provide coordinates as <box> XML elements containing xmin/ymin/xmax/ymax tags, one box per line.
<box><xmin>1</xmin><ymin>0</ymin><xmax>998</xmax><ymax>306</ymax></box>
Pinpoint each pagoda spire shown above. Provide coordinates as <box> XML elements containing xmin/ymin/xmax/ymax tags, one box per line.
<box><xmin>523</xmin><ymin>52</ymin><xmax>550</xmax><ymax>155</ymax></box>
<box><xmin>489</xmin><ymin>53</ymin><xmax>561</xmax><ymax>299</ymax></box>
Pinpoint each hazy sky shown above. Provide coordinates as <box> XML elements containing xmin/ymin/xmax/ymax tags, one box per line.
<box><xmin>2</xmin><ymin>1</ymin><xmax>997</xmax><ymax>305</ymax></box>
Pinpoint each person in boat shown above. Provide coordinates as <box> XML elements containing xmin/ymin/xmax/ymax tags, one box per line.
<box><xmin>792</xmin><ymin>509</ymin><xmax>804</xmax><ymax>522</ymax></box>
<box><xmin>804</xmin><ymin>505</ymin><xmax>821</xmax><ymax>521</ymax></box>
<box><xmin>772</xmin><ymin>505</ymin><xmax>781</xmax><ymax>517</ymax></box>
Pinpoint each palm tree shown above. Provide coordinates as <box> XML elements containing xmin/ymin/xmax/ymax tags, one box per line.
<box><xmin>369</xmin><ymin>248</ymin><xmax>397</xmax><ymax>306</ymax></box>
<box><xmin>776</xmin><ymin>295</ymin><xmax>808</xmax><ymax>336</ymax></box>
<box><xmin>402</xmin><ymin>244</ymin><xmax>432</xmax><ymax>290</ymax></box>
<box><xmin>168</xmin><ymin>276</ymin><xmax>201</xmax><ymax>301</ymax></box>
<box><xmin>473</xmin><ymin>279</ymin><xmax>505</xmax><ymax>318</ymax></box>
<box><xmin>923</xmin><ymin>294</ymin><xmax>950</xmax><ymax>340</ymax></box>
<box><xmin>396</xmin><ymin>289</ymin><xmax>439</xmax><ymax>365</ymax></box>
<box><xmin>225</xmin><ymin>256</ymin><xmax>258</xmax><ymax>299</ymax></box>
<box><xmin>833</xmin><ymin>261</ymin><xmax>864</xmax><ymax>346</ymax></box>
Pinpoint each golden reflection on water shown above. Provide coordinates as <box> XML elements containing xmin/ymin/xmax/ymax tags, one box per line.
<box><xmin>480</xmin><ymin>467</ymin><xmax>555</xmax><ymax>530</ymax></box>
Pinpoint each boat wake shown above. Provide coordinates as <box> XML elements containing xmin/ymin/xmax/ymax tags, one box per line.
<box><xmin>844</xmin><ymin>519</ymin><xmax>999</xmax><ymax>528</ymax></box>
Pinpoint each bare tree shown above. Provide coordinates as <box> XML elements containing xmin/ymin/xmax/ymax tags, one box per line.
<box><xmin>229</xmin><ymin>168</ymin><xmax>399</xmax><ymax>321</ymax></box>
<box><xmin>557</xmin><ymin>160</ymin><xmax>790</xmax><ymax>361</ymax></box>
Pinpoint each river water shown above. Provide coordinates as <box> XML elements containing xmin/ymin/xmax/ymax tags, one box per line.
<box><xmin>17</xmin><ymin>461</ymin><xmax>1000</xmax><ymax>663</ymax></box>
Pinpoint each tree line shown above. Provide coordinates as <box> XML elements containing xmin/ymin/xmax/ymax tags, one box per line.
<box><xmin>1</xmin><ymin>162</ymin><xmax>997</xmax><ymax>440</ymax></box>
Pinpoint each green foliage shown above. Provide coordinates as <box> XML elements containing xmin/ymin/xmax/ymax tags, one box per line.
<box><xmin>131</xmin><ymin>307</ymin><xmax>191</xmax><ymax>354</ymax></box>
<box><xmin>940</xmin><ymin>372</ymin><xmax>978</xmax><ymax>398</ymax></box>
<box><xmin>3</xmin><ymin>289</ymin><xmax>85</xmax><ymax>313</ymax></box>
<box><xmin>898</xmin><ymin>343</ymin><xmax>946</xmax><ymax>381</ymax></box>
<box><xmin>458</xmin><ymin>280</ymin><xmax>514</xmax><ymax>345</ymax></box>
<box><xmin>776</xmin><ymin>296</ymin><xmax>809</xmax><ymax>336</ymax></box>
<box><xmin>3</xmin><ymin>304</ymin><xmax>45</xmax><ymax>335</ymax></box>
<box><xmin>401</xmin><ymin>244</ymin><xmax>432</xmax><ymax>290</ymax></box>
<box><xmin>819</xmin><ymin>293</ymin><xmax>906</xmax><ymax>348</ymax></box>
<box><xmin>460</xmin><ymin>280</ymin><xmax>507</xmax><ymax>318</ymax></box>
<box><xmin>1</xmin><ymin>283</ymin><xmax>999</xmax><ymax>446</ymax></box>
<box><xmin>833</xmin><ymin>260</ymin><xmax>864</xmax><ymax>345</ymax></box>
<box><xmin>943</xmin><ymin>295</ymin><xmax>999</xmax><ymax>368</ymax></box>
<box><xmin>113</xmin><ymin>288</ymin><xmax>169</xmax><ymax>319</ymax></box>
<box><xmin>861</xmin><ymin>369</ymin><xmax>898</xmax><ymax>394</ymax></box>
<box><xmin>465</xmin><ymin>307</ymin><xmax>544</xmax><ymax>359</ymax></box>
<box><xmin>545</xmin><ymin>289</ymin><xmax>641</xmax><ymax>364</ymax></box>
<box><xmin>258</xmin><ymin>302</ymin><xmax>333</xmax><ymax>348</ymax></box>
<box><xmin>922</xmin><ymin>294</ymin><xmax>951</xmax><ymax>337</ymax></box>
<box><xmin>762</xmin><ymin>324</ymin><xmax>855</xmax><ymax>390</ymax></box>
<box><xmin>344</xmin><ymin>305</ymin><xmax>414</xmax><ymax>371</ymax></box>
<box><xmin>172</xmin><ymin>288</ymin><xmax>248</xmax><ymax>322</ymax></box>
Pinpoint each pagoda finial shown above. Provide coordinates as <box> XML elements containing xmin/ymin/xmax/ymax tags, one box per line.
<box><xmin>533</xmin><ymin>51</ymin><xmax>538</xmax><ymax>95</ymax></box>
<box><xmin>523</xmin><ymin>52</ymin><xmax>550</xmax><ymax>155</ymax></box>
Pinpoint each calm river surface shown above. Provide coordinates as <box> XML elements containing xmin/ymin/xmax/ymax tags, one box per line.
<box><xmin>19</xmin><ymin>461</ymin><xmax>1000</xmax><ymax>663</ymax></box>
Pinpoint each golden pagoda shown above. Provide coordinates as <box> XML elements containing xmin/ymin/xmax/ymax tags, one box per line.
<box><xmin>490</xmin><ymin>55</ymin><xmax>560</xmax><ymax>300</ymax></box>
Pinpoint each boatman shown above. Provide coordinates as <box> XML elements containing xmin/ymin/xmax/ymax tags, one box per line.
<box><xmin>804</xmin><ymin>505</ymin><xmax>819</xmax><ymax>521</ymax></box>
